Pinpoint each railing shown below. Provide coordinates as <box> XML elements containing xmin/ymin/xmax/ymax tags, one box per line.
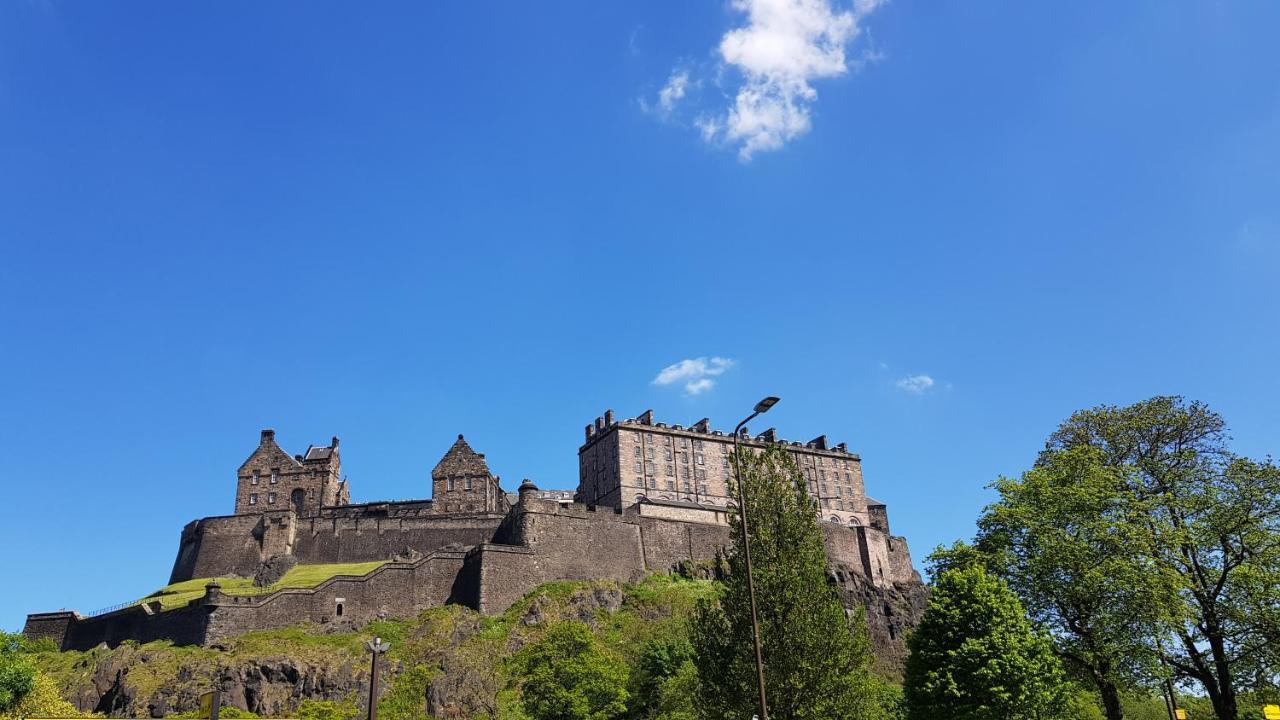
<box><xmin>84</xmin><ymin>598</ymin><xmax>147</xmax><ymax>617</ymax></box>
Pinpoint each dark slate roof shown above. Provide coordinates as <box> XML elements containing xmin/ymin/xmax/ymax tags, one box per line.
<box><xmin>865</xmin><ymin>496</ymin><xmax>886</xmax><ymax>507</ymax></box>
<box><xmin>639</xmin><ymin>496</ymin><xmax>723</xmax><ymax>511</ymax></box>
<box><xmin>304</xmin><ymin>446</ymin><xmax>334</xmax><ymax>461</ymax></box>
<box><xmin>432</xmin><ymin>434</ymin><xmax>491</xmax><ymax>479</ymax></box>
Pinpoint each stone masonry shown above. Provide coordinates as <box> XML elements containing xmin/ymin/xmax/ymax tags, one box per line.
<box><xmin>26</xmin><ymin>413</ymin><xmax>927</xmax><ymax>669</ymax></box>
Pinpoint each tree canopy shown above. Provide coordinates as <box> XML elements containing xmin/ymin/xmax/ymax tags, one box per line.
<box><xmin>692</xmin><ymin>444</ymin><xmax>880</xmax><ymax>720</ymax></box>
<box><xmin>904</xmin><ymin>563</ymin><xmax>1067</xmax><ymax>720</ymax></box>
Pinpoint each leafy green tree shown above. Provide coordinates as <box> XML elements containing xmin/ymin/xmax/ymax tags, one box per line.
<box><xmin>518</xmin><ymin>621</ymin><xmax>629</xmax><ymax>720</ymax></box>
<box><xmin>1047</xmin><ymin>397</ymin><xmax>1280</xmax><ymax>720</ymax></box>
<box><xmin>977</xmin><ymin>445</ymin><xmax>1170</xmax><ymax>720</ymax></box>
<box><xmin>0</xmin><ymin>672</ymin><xmax>91</xmax><ymax>720</ymax></box>
<box><xmin>630</xmin><ymin>635</ymin><xmax>696</xmax><ymax>719</ymax></box>
<box><xmin>903</xmin><ymin>564</ymin><xmax>1067</xmax><ymax>720</ymax></box>
<box><xmin>692</xmin><ymin>445</ymin><xmax>878</xmax><ymax>720</ymax></box>
<box><xmin>0</xmin><ymin>632</ymin><xmax>35</xmax><ymax>712</ymax></box>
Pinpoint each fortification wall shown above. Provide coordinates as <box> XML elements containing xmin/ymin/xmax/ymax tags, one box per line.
<box><xmin>292</xmin><ymin>512</ymin><xmax>502</xmax><ymax>565</ymax></box>
<box><xmin>169</xmin><ymin>505</ymin><xmax>504</xmax><ymax>583</ymax></box>
<box><xmin>34</xmin><ymin>494</ymin><xmax>924</xmax><ymax>660</ymax></box>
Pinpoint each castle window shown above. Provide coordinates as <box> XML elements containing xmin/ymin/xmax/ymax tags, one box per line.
<box><xmin>249</xmin><ymin>493</ymin><xmax>258</xmax><ymax>505</ymax></box>
<box><xmin>666</xmin><ymin>464</ymin><xmax>674</xmax><ymax>476</ymax></box>
<box><xmin>251</xmin><ymin>472</ymin><xmax>259</xmax><ymax>486</ymax></box>
<box><xmin>270</xmin><ymin>469</ymin><xmax>278</xmax><ymax>484</ymax></box>
<box><xmin>646</xmin><ymin>447</ymin><xmax>654</xmax><ymax>459</ymax></box>
<box><xmin>634</xmin><ymin>446</ymin><xmax>641</xmax><ymax>457</ymax></box>
<box><xmin>666</xmin><ymin>480</ymin><xmax>675</xmax><ymax>491</ymax></box>
<box><xmin>695</xmin><ymin>453</ymin><xmax>704</xmax><ymax>465</ymax></box>
<box><xmin>447</xmin><ymin>477</ymin><xmax>456</xmax><ymax>491</ymax></box>
<box><xmin>634</xmin><ymin>461</ymin><xmax>642</xmax><ymax>473</ymax></box>
<box><xmin>464</xmin><ymin>477</ymin><xmax>473</xmax><ymax>491</ymax></box>
<box><xmin>666</xmin><ymin>449</ymin><xmax>673</xmax><ymax>461</ymax></box>
<box><xmin>648</xmin><ymin>478</ymin><xmax>657</xmax><ymax>489</ymax></box>
<box><xmin>267</xmin><ymin>492</ymin><xmax>276</xmax><ymax>504</ymax></box>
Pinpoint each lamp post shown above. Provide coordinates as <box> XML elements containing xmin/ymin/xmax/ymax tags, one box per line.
<box><xmin>732</xmin><ymin>396</ymin><xmax>779</xmax><ymax>720</ymax></box>
<box><xmin>366</xmin><ymin>636</ymin><xmax>390</xmax><ymax>720</ymax></box>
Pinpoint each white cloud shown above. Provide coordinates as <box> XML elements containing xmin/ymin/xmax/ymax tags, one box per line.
<box><xmin>698</xmin><ymin>0</ymin><xmax>883</xmax><ymax>160</ymax></box>
<box><xmin>653</xmin><ymin>357</ymin><xmax>735</xmax><ymax>395</ymax></box>
<box><xmin>658</xmin><ymin>71</ymin><xmax>691</xmax><ymax>114</ymax></box>
<box><xmin>895</xmin><ymin>374</ymin><xmax>935</xmax><ymax>395</ymax></box>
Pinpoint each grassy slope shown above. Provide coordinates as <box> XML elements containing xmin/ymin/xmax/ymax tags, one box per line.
<box><xmin>144</xmin><ymin>561</ymin><xmax>387</xmax><ymax>610</ymax></box>
<box><xmin>33</xmin><ymin>574</ymin><xmax>715</xmax><ymax>718</ymax></box>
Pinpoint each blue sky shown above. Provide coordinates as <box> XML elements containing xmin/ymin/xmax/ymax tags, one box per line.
<box><xmin>1</xmin><ymin>1</ymin><xmax>1277</xmax><ymax>631</ymax></box>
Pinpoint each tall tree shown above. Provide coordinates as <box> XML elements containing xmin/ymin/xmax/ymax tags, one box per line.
<box><xmin>1046</xmin><ymin>396</ymin><xmax>1280</xmax><ymax>720</ymax></box>
<box><xmin>692</xmin><ymin>445</ymin><xmax>878</xmax><ymax>720</ymax></box>
<box><xmin>903</xmin><ymin>563</ymin><xmax>1067</xmax><ymax>720</ymax></box>
<box><xmin>977</xmin><ymin>445</ymin><xmax>1170</xmax><ymax>720</ymax></box>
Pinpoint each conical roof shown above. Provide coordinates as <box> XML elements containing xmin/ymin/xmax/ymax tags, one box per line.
<box><xmin>431</xmin><ymin>434</ymin><xmax>491</xmax><ymax>479</ymax></box>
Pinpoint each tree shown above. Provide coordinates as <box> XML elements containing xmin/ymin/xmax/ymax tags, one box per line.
<box><xmin>903</xmin><ymin>564</ymin><xmax>1067</xmax><ymax>720</ymax></box>
<box><xmin>1046</xmin><ymin>397</ymin><xmax>1280</xmax><ymax>720</ymax></box>
<box><xmin>0</xmin><ymin>672</ymin><xmax>89</xmax><ymax>720</ymax></box>
<box><xmin>692</xmin><ymin>445</ymin><xmax>878</xmax><ymax>720</ymax></box>
<box><xmin>977</xmin><ymin>445</ymin><xmax>1170</xmax><ymax>720</ymax></box>
<box><xmin>0</xmin><ymin>632</ymin><xmax>35</xmax><ymax>712</ymax></box>
<box><xmin>630</xmin><ymin>635</ymin><xmax>697</xmax><ymax>720</ymax></box>
<box><xmin>517</xmin><ymin>621</ymin><xmax>629</xmax><ymax>720</ymax></box>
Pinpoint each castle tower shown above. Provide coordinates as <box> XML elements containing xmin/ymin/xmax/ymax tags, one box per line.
<box><xmin>234</xmin><ymin>429</ymin><xmax>349</xmax><ymax>516</ymax></box>
<box><xmin>431</xmin><ymin>435</ymin><xmax>509</xmax><ymax>514</ymax></box>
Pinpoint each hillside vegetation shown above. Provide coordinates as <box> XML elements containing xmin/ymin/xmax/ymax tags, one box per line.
<box><xmin>29</xmin><ymin>575</ymin><xmax>722</xmax><ymax>718</ymax></box>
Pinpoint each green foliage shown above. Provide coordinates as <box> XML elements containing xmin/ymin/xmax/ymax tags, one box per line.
<box><xmin>630</xmin><ymin>635</ymin><xmax>696</xmax><ymax>719</ymax></box>
<box><xmin>1046</xmin><ymin>397</ymin><xmax>1280</xmax><ymax>720</ymax></box>
<box><xmin>296</xmin><ymin>697</ymin><xmax>360</xmax><ymax>720</ymax></box>
<box><xmin>0</xmin><ymin>672</ymin><xmax>95</xmax><ymax>719</ymax></box>
<box><xmin>516</xmin><ymin>621</ymin><xmax>629</xmax><ymax>720</ymax></box>
<box><xmin>977</xmin><ymin>444</ymin><xmax>1169</xmax><ymax>720</ymax></box>
<box><xmin>0</xmin><ymin>632</ymin><xmax>36</xmax><ymax>712</ymax></box>
<box><xmin>693</xmin><ymin>445</ymin><xmax>880</xmax><ymax>720</ymax></box>
<box><xmin>903</xmin><ymin>564</ymin><xmax>1067</xmax><ymax>720</ymax></box>
<box><xmin>377</xmin><ymin>663</ymin><xmax>434</xmax><ymax>720</ymax></box>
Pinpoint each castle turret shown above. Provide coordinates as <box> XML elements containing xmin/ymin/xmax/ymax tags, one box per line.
<box><xmin>431</xmin><ymin>435</ymin><xmax>509</xmax><ymax>514</ymax></box>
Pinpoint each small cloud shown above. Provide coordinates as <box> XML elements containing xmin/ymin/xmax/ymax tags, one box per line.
<box><xmin>659</xmin><ymin>71</ymin><xmax>690</xmax><ymax>113</ymax></box>
<box><xmin>642</xmin><ymin>70</ymin><xmax>695</xmax><ymax>119</ymax></box>
<box><xmin>895</xmin><ymin>374</ymin><xmax>935</xmax><ymax>395</ymax></box>
<box><xmin>661</xmin><ymin>0</ymin><xmax>885</xmax><ymax>160</ymax></box>
<box><xmin>653</xmin><ymin>357</ymin><xmax>735</xmax><ymax>395</ymax></box>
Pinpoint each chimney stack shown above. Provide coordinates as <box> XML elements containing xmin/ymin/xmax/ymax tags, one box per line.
<box><xmin>638</xmin><ymin>409</ymin><xmax>654</xmax><ymax>426</ymax></box>
<box><xmin>585</xmin><ymin>424</ymin><xmax>597</xmax><ymax>443</ymax></box>
<box><xmin>261</xmin><ymin>429</ymin><xmax>275</xmax><ymax>444</ymax></box>
<box><xmin>604</xmin><ymin>409</ymin><xmax>615</xmax><ymax>426</ymax></box>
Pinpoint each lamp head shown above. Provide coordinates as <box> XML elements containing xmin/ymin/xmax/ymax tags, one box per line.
<box><xmin>754</xmin><ymin>396</ymin><xmax>780</xmax><ymax>414</ymax></box>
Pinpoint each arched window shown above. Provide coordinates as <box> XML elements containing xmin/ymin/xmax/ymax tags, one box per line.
<box><xmin>848</xmin><ymin>516</ymin><xmax>861</xmax><ymax>527</ymax></box>
<box><xmin>829</xmin><ymin>516</ymin><xmax>841</xmax><ymax>524</ymax></box>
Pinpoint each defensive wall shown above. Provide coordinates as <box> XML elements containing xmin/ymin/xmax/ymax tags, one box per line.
<box><xmin>30</xmin><ymin>486</ymin><xmax>921</xmax><ymax>654</ymax></box>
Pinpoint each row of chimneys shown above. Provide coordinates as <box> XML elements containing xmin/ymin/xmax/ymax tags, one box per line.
<box><xmin>259</xmin><ymin>429</ymin><xmax>340</xmax><ymax>462</ymax></box>
<box><xmin>583</xmin><ymin>410</ymin><xmax>849</xmax><ymax>454</ymax></box>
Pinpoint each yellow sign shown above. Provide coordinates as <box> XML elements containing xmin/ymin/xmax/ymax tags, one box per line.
<box><xmin>1174</xmin><ymin>710</ymin><xmax>1186</xmax><ymax>720</ymax></box>
<box><xmin>1262</xmin><ymin>704</ymin><xmax>1280</xmax><ymax>720</ymax></box>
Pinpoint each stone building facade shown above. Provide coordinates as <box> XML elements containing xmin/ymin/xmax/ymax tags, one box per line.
<box><xmin>234</xmin><ymin>430</ymin><xmax>349</xmax><ymax>516</ymax></box>
<box><xmin>579</xmin><ymin>409</ymin><xmax>867</xmax><ymax>527</ymax></box>
<box><xmin>27</xmin><ymin>413</ymin><xmax>927</xmax><ymax>669</ymax></box>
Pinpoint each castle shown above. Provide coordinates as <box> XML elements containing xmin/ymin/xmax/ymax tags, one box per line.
<box><xmin>25</xmin><ymin>410</ymin><xmax>927</xmax><ymax>666</ymax></box>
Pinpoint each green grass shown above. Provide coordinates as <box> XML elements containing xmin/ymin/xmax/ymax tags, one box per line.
<box><xmin>143</xmin><ymin>561</ymin><xmax>387</xmax><ymax>611</ymax></box>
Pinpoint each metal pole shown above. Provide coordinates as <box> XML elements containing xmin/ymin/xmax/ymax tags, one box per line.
<box><xmin>733</xmin><ymin>412</ymin><xmax>770</xmax><ymax>720</ymax></box>
<box><xmin>368</xmin><ymin>640</ymin><xmax>382</xmax><ymax>720</ymax></box>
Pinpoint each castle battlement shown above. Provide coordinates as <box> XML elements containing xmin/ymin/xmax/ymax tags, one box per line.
<box><xmin>27</xmin><ymin>412</ymin><xmax>925</xmax><ymax>669</ymax></box>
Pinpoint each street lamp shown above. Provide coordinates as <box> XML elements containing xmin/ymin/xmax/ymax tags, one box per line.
<box><xmin>732</xmin><ymin>395</ymin><xmax>779</xmax><ymax>720</ymax></box>
<box><xmin>366</xmin><ymin>636</ymin><xmax>391</xmax><ymax>720</ymax></box>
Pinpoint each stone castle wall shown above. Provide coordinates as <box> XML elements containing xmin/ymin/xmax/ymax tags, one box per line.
<box><xmin>34</xmin><ymin>492</ymin><xmax>923</xmax><ymax>660</ymax></box>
